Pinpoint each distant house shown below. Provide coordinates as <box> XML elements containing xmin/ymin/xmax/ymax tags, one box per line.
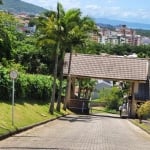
<box><xmin>15</xmin><ymin>13</ymin><xmax>36</xmax><ymax>34</ymax></box>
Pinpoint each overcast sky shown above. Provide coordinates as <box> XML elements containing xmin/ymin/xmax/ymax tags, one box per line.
<box><xmin>22</xmin><ymin>0</ymin><xmax>150</xmax><ymax>24</ymax></box>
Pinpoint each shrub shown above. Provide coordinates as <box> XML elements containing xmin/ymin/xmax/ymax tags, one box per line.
<box><xmin>137</xmin><ymin>101</ymin><xmax>150</xmax><ymax>123</ymax></box>
<box><xmin>99</xmin><ymin>87</ymin><xmax>123</xmax><ymax>110</ymax></box>
<box><xmin>16</xmin><ymin>73</ymin><xmax>57</xmax><ymax>101</ymax></box>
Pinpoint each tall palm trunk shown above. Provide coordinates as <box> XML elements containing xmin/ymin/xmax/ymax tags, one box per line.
<box><xmin>56</xmin><ymin>50</ymin><xmax>65</xmax><ymax>112</ymax></box>
<box><xmin>49</xmin><ymin>41</ymin><xmax>60</xmax><ymax>114</ymax></box>
<box><xmin>49</xmin><ymin>2</ymin><xmax>61</xmax><ymax>114</ymax></box>
<box><xmin>63</xmin><ymin>50</ymin><xmax>72</xmax><ymax>110</ymax></box>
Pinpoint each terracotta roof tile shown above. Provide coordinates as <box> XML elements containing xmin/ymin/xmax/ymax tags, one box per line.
<box><xmin>63</xmin><ymin>53</ymin><xmax>149</xmax><ymax>81</ymax></box>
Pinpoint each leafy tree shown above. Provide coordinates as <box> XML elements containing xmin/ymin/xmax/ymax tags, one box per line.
<box><xmin>78</xmin><ymin>78</ymin><xmax>97</xmax><ymax>99</ymax></box>
<box><xmin>98</xmin><ymin>87</ymin><xmax>123</xmax><ymax>110</ymax></box>
<box><xmin>12</xmin><ymin>35</ymin><xmax>45</xmax><ymax>73</ymax></box>
<box><xmin>37</xmin><ymin>3</ymin><xmax>65</xmax><ymax>114</ymax></box>
<box><xmin>137</xmin><ymin>101</ymin><xmax>150</xmax><ymax>123</ymax></box>
<box><xmin>0</xmin><ymin>28</ymin><xmax>11</xmax><ymax>60</ymax></box>
<box><xmin>0</xmin><ymin>12</ymin><xmax>18</xmax><ymax>60</ymax></box>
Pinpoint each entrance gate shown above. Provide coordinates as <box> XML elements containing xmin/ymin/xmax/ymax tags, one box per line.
<box><xmin>63</xmin><ymin>53</ymin><xmax>150</xmax><ymax>117</ymax></box>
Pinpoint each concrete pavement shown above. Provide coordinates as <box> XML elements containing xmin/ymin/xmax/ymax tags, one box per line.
<box><xmin>0</xmin><ymin>113</ymin><xmax>150</xmax><ymax>150</ymax></box>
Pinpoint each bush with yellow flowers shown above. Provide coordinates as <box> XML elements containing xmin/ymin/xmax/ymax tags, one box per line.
<box><xmin>137</xmin><ymin>101</ymin><xmax>150</xmax><ymax>123</ymax></box>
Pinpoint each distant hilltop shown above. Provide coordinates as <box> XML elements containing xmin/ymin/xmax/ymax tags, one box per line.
<box><xmin>94</xmin><ymin>18</ymin><xmax>150</xmax><ymax>30</ymax></box>
<box><xmin>0</xmin><ymin>0</ymin><xmax>47</xmax><ymax>14</ymax></box>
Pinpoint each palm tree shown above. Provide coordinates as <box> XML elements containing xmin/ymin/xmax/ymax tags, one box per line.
<box><xmin>55</xmin><ymin>8</ymin><xmax>97</xmax><ymax>110</ymax></box>
<box><xmin>78</xmin><ymin>78</ymin><xmax>97</xmax><ymax>99</ymax></box>
<box><xmin>37</xmin><ymin>3</ymin><xmax>64</xmax><ymax>114</ymax></box>
<box><xmin>37</xmin><ymin>2</ymin><xmax>97</xmax><ymax>113</ymax></box>
<box><xmin>62</xmin><ymin>13</ymin><xmax>97</xmax><ymax>110</ymax></box>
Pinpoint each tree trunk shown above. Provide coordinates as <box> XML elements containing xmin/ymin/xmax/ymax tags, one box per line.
<box><xmin>49</xmin><ymin>42</ymin><xmax>60</xmax><ymax>114</ymax></box>
<box><xmin>71</xmin><ymin>77</ymin><xmax>76</xmax><ymax>99</ymax></box>
<box><xmin>56</xmin><ymin>51</ymin><xmax>65</xmax><ymax>112</ymax></box>
<box><xmin>63</xmin><ymin>50</ymin><xmax>72</xmax><ymax>110</ymax></box>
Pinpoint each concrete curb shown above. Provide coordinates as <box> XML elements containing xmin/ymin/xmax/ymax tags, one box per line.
<box><xmin>0</xmin><ymin>115</ymin><xmax>67</xmax><ymax>141</ymax></box>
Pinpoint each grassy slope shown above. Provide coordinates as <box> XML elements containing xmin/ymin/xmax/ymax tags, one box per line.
<box><xmin>0</xmin><ymin>100</ymin><xmax>69</xmax><ymax>136</ymax></box>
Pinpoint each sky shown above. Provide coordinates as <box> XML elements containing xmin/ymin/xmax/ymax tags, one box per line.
<box><xmin>22</xmin><ymin>0</ymin><xmax>150</xmax><ymax>24</ymax></box>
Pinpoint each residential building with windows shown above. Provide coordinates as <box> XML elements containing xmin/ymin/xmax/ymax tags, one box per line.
<box><xmin>90</xmin><ymin>25</ymin><xmax>142</xmax><ymax>46</ymax></box>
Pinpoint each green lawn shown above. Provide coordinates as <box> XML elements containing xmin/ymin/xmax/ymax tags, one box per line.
<box><xmin>130</xmin><ymin>119</ymin><xmax>150</xmax><ymax>134</ymax></box>
<box><xmin>0</xmin><ymin>100</ymin><xmax>70</xmax><ymax>136</ymax></box>
<box><xmin>90</xmin><ymin>106</ymin><xmax>118</xmax><ymax>114</ymax></box>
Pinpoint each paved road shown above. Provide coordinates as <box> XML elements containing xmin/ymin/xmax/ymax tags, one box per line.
<box><xmin>0</xmin><ymin>113</ymin><xmax>150</xmax><ymax>150</ymax></box>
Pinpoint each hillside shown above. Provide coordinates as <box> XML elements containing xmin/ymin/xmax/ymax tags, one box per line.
<box><xmin>0</xmin><ymin>0</ymin><xmax>46</xmax><ymax>14</ymax></box>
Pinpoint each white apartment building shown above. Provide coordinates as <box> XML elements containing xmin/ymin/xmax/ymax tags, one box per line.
<box><xmin>90</xmin><ymin>25</ymin><xmax>142</xmax><ymax>46</ymax></box>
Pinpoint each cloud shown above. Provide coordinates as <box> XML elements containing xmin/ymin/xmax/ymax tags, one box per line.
<box><xmin>86</xmin><ymin>5</ymin><xmax>99</xmax><ymax>10</ymax></box>
<box><xmin>84</xmin><ymin>4</ymin><xmax>150</xmax><ymax>23</ymax></box>
<box><xmin>116</xmin><ymin>8</ymin><xmax>150</xmax><ymax>22</ymax></box>
<box><xmin>22</xmin><ymin>0</ymin><xmax>150</xmax><ymax>23</ymax></box>
<box><xmin>22</xmin><ymin>0</ymin><xmax>81</xmax><ymax>10</ymax></box>
<box><xmin>84</xmin><ymin>5</ymin><xmax>121</xmax><ymax>18</ymax></box>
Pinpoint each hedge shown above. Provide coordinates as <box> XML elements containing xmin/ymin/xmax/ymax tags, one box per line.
<box><xmin>0</xmin><ymin>66</ymin><xmax>59</xmax><ymax>101</ymax></box>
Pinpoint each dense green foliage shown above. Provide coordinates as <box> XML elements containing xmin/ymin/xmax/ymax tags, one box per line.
<box><xmin>78</xmin><ymin>78</ymin><xmax>97</xmax><ymax>99</ymax></box>
<box><xmin>0</xmin><ymin>66</ymin><xmax>58</xmax><ymax>101</ymax></box>
<box><xmin>80</xmin><ymin>41</ymin><xmax>150</xmax><ymax>57</ymax></box>
<box><xmin>137</xmin><ymin>101</ymin><xmax>150</xmax><ymax>121</ymax></box>
<box><xmin>12</xmin><ymin>35</ymin><xmax>52</xmax><ymax>74</ymax></box>
<box><xmin>16</xmin><ymin>73</ymin><xmax>55</xmax><ymax>101</ymax></box>
<box><xmin>0</xmin><ymin>12</ymin><xmax>18</xmax><ymax>60</ymax></box>
<box><xmin>98</xmin><ymin>87</ymin><xmax>123</xmax><ymax>110</ymax></box>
